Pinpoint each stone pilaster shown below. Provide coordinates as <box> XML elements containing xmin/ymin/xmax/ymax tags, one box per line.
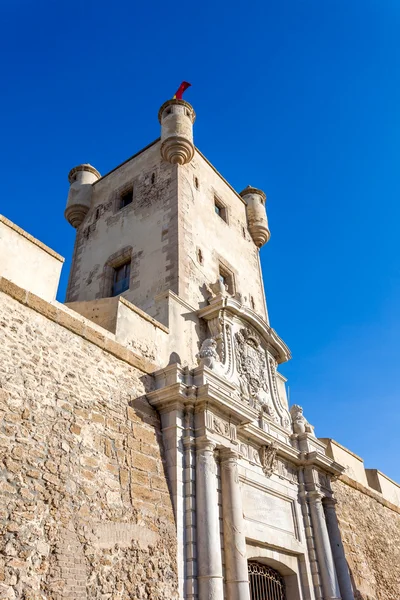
<box><xmin>298</xmin><ymin>469</ymin><xmax>323</xmax><ymax>600</ymax></box>
<box><xmin>308</xmin><ymin>492</ymin><xmax>342</xmax><ymax>600</ymax></box>
<box><xmin>183</xmin><ymin>405</ymin><xmax>197</xmax><ymax>600</ymax></box>
<box><xmin>324</xmin><ymin>498</ymin><xmax>355</xmax><ymax>600</ymax></box>
<box><xmin>196</xmin><ymin>438</ymin><xmax>224</xmax><ymax>600</ymax></box>
<box><xmin>220</xmin><ymin>449</ymin><xmax>250</xmax><ymax>600</ymax></box>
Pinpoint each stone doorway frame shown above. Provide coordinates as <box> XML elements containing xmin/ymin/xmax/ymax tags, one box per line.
<box><xmin>246</xmin><ymin>544</ymin><xmax>312</xmax><ymax>600</ymax></box>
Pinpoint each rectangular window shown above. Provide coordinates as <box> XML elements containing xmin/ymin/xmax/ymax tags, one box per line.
<box><xmin>112</xmin><ymin>262</ymin><xmax>131</xmax><ymax>296</ymax></box>
<box><xmin>219</xmin><ymin>264</ymin><xmax>234</xmax><ymax>295</ymax></box>
<box><xmin>214</xmin><ymin>196</ymin><xmax>227</xmax><ymax>222</ymax></box>
<box><xmin>120</xmin><ymin>187</ymin><xmax>133</xmax><ymax>209</ymax></box>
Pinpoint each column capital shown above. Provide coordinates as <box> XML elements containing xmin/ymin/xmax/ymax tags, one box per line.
<box><xmin>323</xmin><ymin>496</ymin><xmax>338</xmax><ymax>509</ymax></box>
<box><xmin>219</xmin><ymin>448</ymin><xmax>239</xmax><ymax>463</ymax></box>
<box><xmin>196</xmin><ymin>436</ymin><xmax>217</xmax><ymax>453</ymax></box>
<box><xmin>308</xmin><ymin>489</ymin><xmax>324</xmax><ymax>503</ymax></box>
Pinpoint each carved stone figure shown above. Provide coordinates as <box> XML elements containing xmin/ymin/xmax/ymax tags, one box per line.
<box><xmin>206</xmin><ymin>278</ymin><xmax>228</xmax><ymax>301</ymax></box>
<box><xmin>259</xmin><ymin>443</ymin><xmax>278</xmax><ymax>477</ymax></box>
<box><xmin>290</xmin><ymin>404</ymin><xmax>315</xmax><ymax>436</ymax></box>
<box><xmin>213</xmin><ymin>417</ymin><xmax>230</xmax><ymax>438</ymax></box>
<box><xmin>197</xmin><ymin>338</ymin><xmax>220</xmax><ymax>369</ymax></box>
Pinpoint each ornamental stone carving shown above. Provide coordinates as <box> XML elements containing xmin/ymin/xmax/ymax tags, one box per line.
<box><xmin>290</xmin><ymin>404</ymin><xmax>315</xmax><ymax>436</ymax></box>
<box><xmin>259</xmin><ymin>442</ymin><xmax>278</xmax><ymax>477</ymax></box>
<box><xmin>205</xmin><ymin>410</ymin><xmax>236</xmax><ymax>442</ymax></box>
<box><xmin>213</xmin><ymin>417</ymin><xmax>230</xmax><ymax>437</ymax></box>
<box><xmin>276</xmin><ymin>459</ymin><xmax>299</xmax><ymax>484</ymax></box>
<box><xmin>206</xmin><ymin>278</ymin><xmax>228</xmax><ymax>300</ymax></box>
<box><xmin>235</xmin><ymin>328</ymin><xmax>278</xmax><ymax>420</ymax></box>
<box><xmin>197</xmin><ymin>338</ymin><xmax>220</xmax><ymax>369</ymax></box>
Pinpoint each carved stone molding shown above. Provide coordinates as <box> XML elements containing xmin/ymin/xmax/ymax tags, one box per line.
<box><xmin>276</xmin><ymin>459</ymin><xmax>299</xmax><ymax>484</ymax></box>
<box><xmin>239</xmin><ymin>443</ymin><xmax>262</xmax><ymax>466</ymax></box>
<box><xmin>317</xmin><ymin>471</ymin><xmax>331</xmax><ymax>491</ymax></box>
<box><xmin>205</xmin><ymin>410</ymin><xmax>237</xmax><ymax>442</ymax></box>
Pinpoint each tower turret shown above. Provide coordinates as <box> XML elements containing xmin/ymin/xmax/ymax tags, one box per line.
<box><xmin>158</xmin><ymin>99</ymin><xmax>196</xmax><ymax>165</ymax></box>
<box><xmin>240</xmin><ymin>185</ymin><xmax>271</xmax><ymax>248</ymax></box>
<box><xmin>65</xmin><ymin>164</ymin><xmax>101</xmax><ymax>228</ymax></box>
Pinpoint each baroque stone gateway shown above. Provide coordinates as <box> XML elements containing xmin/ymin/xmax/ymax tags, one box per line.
<box><xmin>0</xmin><ymin>98</ymin><xmax>399</xmax><ymax>600</ymax></box>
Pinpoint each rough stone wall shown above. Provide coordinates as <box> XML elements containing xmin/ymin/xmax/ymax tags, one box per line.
<box><xmin>0</xmin><ymin>290</ymin><xmax>178</xmax><ymax>600</ymax></box>
<box><xmin>332</xmin><ymin>477</ymin><xmax>400</xmax><ymax>600</ymax></box>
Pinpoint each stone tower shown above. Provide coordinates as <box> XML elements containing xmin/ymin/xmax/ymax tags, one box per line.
<box><xmin>62</xmin><ymin>98</ymin><xmax>355</xmax><ymax>600</ymax></box>
<box><xmin>1</xmin><ymin>97</ymin><xmax>398</xmax><ymax>600</ymax></box>
<box><xmin>65</xmin><ymin>98</ymin><xmax>271</xmax><ymax>330</ymax></box>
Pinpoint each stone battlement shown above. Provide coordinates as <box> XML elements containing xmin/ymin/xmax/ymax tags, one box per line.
<box><xmin>320</xmin><ymin>438</ymin><xmax>400</xmax><ymax>510</ymax></box>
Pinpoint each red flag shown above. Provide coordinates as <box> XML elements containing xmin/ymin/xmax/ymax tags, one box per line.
<box><xmin>173</xmin><ymin>81</ymin><xmax>191</xmax><ymax>100</ymax></box>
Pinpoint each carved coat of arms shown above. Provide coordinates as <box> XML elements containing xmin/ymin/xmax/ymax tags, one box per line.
<box><xmin>235</xmin><ymin>328</ymin><xmax>268</xmax><ymax>396</ymax></box>
<box><xmin>235</xmin><ymin>328</ymin><xmax>278</xmax><ymax>421</ymax></box>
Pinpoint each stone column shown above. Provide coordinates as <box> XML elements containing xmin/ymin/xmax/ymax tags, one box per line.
<box><xmin>324</xmin><ymin>498</ymin><xmax>355</xmax><ymax>600</ymax></box>
<box><xmin>159</xmin><ymin>407</ymin><xmax>186</xmax><ymax>599</ymax></box>
<box><xmin>220</xmin><ymin>449</ymin><xmax>250</xmax><ymax>600</ymax></box>
<box><xmin>196</xmin><ymin>438</ymin><xmax>224</xmax><ymax>600</ymax></box>
<box><xmin>308</xmin><ymin>492</ymin><xmax>342</xmax><ymax>600</ymax></box>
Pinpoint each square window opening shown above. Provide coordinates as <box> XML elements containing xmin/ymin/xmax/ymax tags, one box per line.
<box><xmin>112</xmin><ymin>262</ymin><xmax>131</xmax><ymax>296</ymax></box>
<box><xmin>214</xmin><ymin>196</ymin><xmax>227</xmax><ymax>222</ymax></box>
<box><xmin>120</xmin><ymin>187</ymin><xmax>133</xmax><ymax>210</ymax></box>
<box><xmin>219</xmin><ymin>265</ymin><xmax>234</xmax><ymax>295</ymax></box>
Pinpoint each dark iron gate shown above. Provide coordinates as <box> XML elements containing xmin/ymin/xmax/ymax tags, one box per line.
<box><xmin>248</xmin><ymin>561</ymin><xmax>286</xmax><ymax>600</ymax></box>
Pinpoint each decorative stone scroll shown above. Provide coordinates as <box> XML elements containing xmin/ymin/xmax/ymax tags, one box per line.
<box><xmin>268</xmin><ymin>357</ymin><xmax>291</xmax><ymax>430</ymax></box>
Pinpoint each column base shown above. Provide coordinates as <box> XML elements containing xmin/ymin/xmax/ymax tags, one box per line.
<box><xmin>198</xmin><ymin>575</ymin><xmax>224</xmax><ymax>600</ymax></box>
<box><xmin>226</xmin><ymin>580</ymin><xmax>251</xmax><ymax>600</ymax></box>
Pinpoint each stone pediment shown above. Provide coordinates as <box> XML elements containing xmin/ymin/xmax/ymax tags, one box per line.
<box><xmin>198</xmin><ymin>296</ymin><xmax>291</xmax><ymax>364</ymax></box>
<box><xmin>197</xmin><ymin>296</ymin><xmax>292</xmax><ymax>432</ymax></box>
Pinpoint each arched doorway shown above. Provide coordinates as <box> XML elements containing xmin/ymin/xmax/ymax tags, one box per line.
<box><xmin>248</xmin><ymin>561</ymin><xmax>286</xmax><ymax>600</ymax></box>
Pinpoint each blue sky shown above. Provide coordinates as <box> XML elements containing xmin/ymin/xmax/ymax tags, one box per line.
<box><xmin>1</xmin><ymin>1</ymin><xmax>399</xmax><ymax>481</ymax></box>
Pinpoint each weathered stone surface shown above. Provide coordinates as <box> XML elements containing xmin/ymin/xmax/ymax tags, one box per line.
<box><xmin>332</xmin><ymin>478</ymin><xmax>400</xmax><ymax>600</ymax></box>
<box><xmin>0</xmin><ymin>291</ymin><xmax>178</xmax><ymax>599</ymax></box>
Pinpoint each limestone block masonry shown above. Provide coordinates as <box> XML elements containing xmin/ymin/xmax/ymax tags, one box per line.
<box><xmin>332</xmin><ymin>478</ymin><xmax>400</xmax><ymax>600</ymax></box>
<box><xmin>1</xmin><ymin>96</ymin><xmax>399</xmax><ymax>600</ymax></box>
<box><xmin>0</xmin><ymin>280</ymin><xmax>178</xmax><ymax>600</ymax></box>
